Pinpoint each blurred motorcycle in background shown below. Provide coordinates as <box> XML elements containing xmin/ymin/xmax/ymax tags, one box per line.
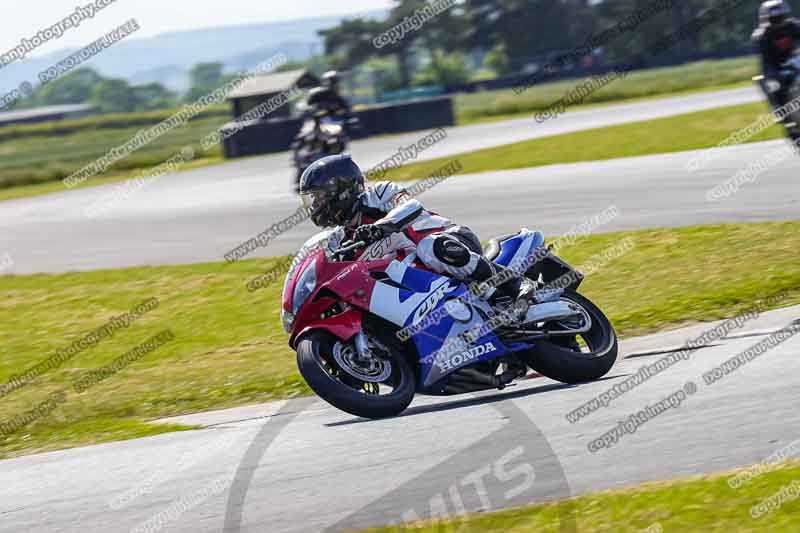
<box><xmin>292</xmin><ymin>103</ymin><xmax>360</xmax><ymax>192</ymax></box>
<box><xmin>754</xmin><ymin>53</ymin><xmax>800</xmax><ymax>143</ymax></box>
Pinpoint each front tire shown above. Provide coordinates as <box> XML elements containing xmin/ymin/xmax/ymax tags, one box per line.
<box><xmin>522</xmin><ymin>290</ymin><xmax>618</xmax><ymax>384</ymax></box>
<box><xmin>297</xmin><ymin>331</ymin><xmax>416</xmax><ymax>418</ymax></box>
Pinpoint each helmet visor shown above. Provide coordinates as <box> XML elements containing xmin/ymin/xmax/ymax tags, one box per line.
<box><xmin>300</xmin><ymin>190</ymin><xmax>340</xmax><ymax>227</ymax></box>
<box><xmin>300</xmin><ymin>190</ymin><xmax>327</xmax><ymax>211</ymax></box>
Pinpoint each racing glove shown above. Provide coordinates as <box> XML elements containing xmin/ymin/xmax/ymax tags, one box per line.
<box><xmin>353</xmin><ymin>224</ymin><xmax>386</xmax><ymax>246</ymax></box>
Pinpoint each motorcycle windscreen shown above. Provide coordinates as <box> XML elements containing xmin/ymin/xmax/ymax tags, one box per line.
<box><xmin>282</xmin><ymin>229</ymin><xmax>334</xmax><ymax>305</ymax></box>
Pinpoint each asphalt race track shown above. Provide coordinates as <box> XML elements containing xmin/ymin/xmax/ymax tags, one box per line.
<box><xmin>3</xmin><ymin>86</ymin><xmax>800</xmax><ymax>533</ymax></box>
<box><xmin>2</xmin><ymin>86</ymin><xmax>790</xmax><ymax>275</ymax></box>
<box><xmin>2</xmin><ymin>307</ymin><xmax>799</xmax><ymax>532</ymax></box>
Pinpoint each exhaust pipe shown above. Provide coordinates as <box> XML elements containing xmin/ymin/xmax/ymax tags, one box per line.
<box><xmin>443</xmin><ymin>367</ymin><xmax>519</xmax><ymax>394</ymax></box>
<box><xmin>522</xmin><ymin>301</ymin><xmax>583</xmax><ymax>325</ymax></box>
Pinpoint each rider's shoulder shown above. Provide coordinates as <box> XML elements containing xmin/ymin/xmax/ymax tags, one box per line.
<box><xmin>368</xmin><ymin>181</ymin><xmax>405</xmax><ymax>201</ymax></box>
<box><xmin>307</xmin><ymin>86</ymin><xmax>333</xmax><ymax>102</ymax></box>
<box><xmin>752</xmin><ymin>25</ymin><xmax>767</xmax><ymax>41</ymax></box>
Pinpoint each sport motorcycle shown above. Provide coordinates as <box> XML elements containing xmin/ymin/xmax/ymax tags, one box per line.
<box><xmin>754</xmin><ymin>53</ymin><xmax>800</xmax><ymax>143</ymax></box>
<box><xmin>281</xmin><ymin>228</ymin><xmax>618</xmax><ymax>418</ymax></box>
<box><xmin>292</xmin><ymin>109</ymin><xmax>359</xmax><ymax>191</ymax></box>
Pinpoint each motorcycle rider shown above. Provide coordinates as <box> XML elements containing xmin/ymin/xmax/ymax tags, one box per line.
<box><xmin>753</xmin><ymin>1</ymin><xmax>800</xmax><ymax>112</ymax></box>
<box><xmin>304</xmin><ymin>70</ymin><xmax>352</xmax><ymax>117</ymax></box>
<box><xmin>298</xmin><ymin>154</ymin><xmax>522</xmax><ymax>307</ymax></box>
<box><xmin>293</xmin><ymin>71</ymin><xmax>356</xmax><ymax>192</ymax></box>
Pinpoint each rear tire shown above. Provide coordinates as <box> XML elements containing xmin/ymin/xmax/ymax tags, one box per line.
<box><xmin>297</xmin><ymin>331</ymin><xmax>416</xmax><ymax>419</ymax></box>
<box><xmin>521</xmin><ymin>290</ymin><xmax>618</xmax><ymax>384</ymax></box>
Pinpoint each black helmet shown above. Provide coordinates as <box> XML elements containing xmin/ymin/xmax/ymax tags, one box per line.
<box><xmin>760</xmin><ymin>0</ymin><xmax>791</xmax><ymax>25</ymax></box>
<box><xmin>299</xmin><ymin>154</ymin><xmax>364</xmax><ymax>227</ymax></box>
<box><xmin>321</xmin><ymin>70</ymin><xmax>340</xmax><ymax>89</ymax></box>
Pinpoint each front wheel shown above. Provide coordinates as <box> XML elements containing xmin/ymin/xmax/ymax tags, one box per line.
<box><xmin>782</xmin><ymin>83</ymin><xmax>800</xmax><ymax>143</ymax></box>
<box><xmin>296</xmin><ymin>331</ymin><xmax>416</xmax><ymax>418</ymax></box>
<box><xmin>521</xmin><ymin>290</ymin><xmax>618</xmax><ymax>384</ymax></box>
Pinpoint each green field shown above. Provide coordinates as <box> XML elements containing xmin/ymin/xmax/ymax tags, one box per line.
<box><xmin>0</xmin><ymin>57</ymin><xmax>761</xmax><ymax>200</ymax></box>
<box><xmin>1</xmin><ymin>221</ymin><xmax>799</xmax><ymax>458</ymax></box>
<box><xmin>0</xmin><ymin>111</ymin><xmax>228</xmax><ymax>191</ymax></box>
<box><xmin>382</xmin><ymin>101</ymin><xmax>785</xmax><ymax>182</ymax></box>
<box><xmin>454</xmin><ymin>56</ymin><xmax>758</xmax><ymax>124</ymax></box>
<box><xmin>357</xmin><ymin>460</ymin><xmax>800</xmax><ymax>532</ymax></box>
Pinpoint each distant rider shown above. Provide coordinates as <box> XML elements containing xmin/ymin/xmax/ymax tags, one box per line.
<box><xmin>297</xmin><ymin>154</ymin><xmax>522</xmax><ymax>306</ymax></box>
<box><xmin>753</xmin><ymin>1</ymin><xmax>800</xmax><ymax>112</ymax></box>
<box><xmin>304</xmin><ymin>70</ymin><xmax>352</xmax><ymax>118</ymax></box>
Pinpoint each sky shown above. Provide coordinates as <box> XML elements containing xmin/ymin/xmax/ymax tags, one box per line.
<box><xmin>1</xmin><ymin>0</ymin><xmax>394</xmax><ymax>58</ymax></box>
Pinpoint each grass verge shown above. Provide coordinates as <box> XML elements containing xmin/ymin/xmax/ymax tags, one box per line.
<box><xmin>1</xmin><ymin>221</ymin><xmax>798</xmax><ymax>458</ymax></box>
<box><xmin>0</xmin><ymin>155</ymin><xmax>224</xmax><ymax>203</ymax></box>
<box><xmin>0</xmin><ymin>113</ymin><xmax>229</xmax><ymax>192</ymax></box>
<box><xmin>356</xmin><ymin>460</ymin><xmax>800</xmax><ymax>532</ymax></box>
<box><xmin>382</xmin><ymin>101</ymin><xmax>785</xmax><ymax>182</ymax></box>
<box><xmin>455</xmin><ymin>56</ymin><xmax>758</xmax><ymax>124</ymax></box>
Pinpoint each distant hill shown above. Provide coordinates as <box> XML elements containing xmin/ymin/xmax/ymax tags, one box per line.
<box><xmin>0</xmin><ymin>10</ymin><xmax>387</xmax><ymax>94</ymax></box>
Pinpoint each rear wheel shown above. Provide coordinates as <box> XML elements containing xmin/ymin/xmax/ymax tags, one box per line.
<box><xmin>296</xmin><ymin>331</ymin><xmax>416</xmax><ymax>418</ymax></box>
<box><xmin>521</xmin><ymin>290</ymin><xmax>618</xmax><ymax>384</ymax></box>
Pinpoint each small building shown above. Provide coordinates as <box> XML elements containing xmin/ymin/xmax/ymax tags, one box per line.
<box><xmin>226</xmin><ymin>69</ymin><xmax>319</xmax><ymax>120</ymax></box>
<box><xmin>0</xmin><ymin>104</ymin><xmax>95</xmax><ymax>127</ymax></box>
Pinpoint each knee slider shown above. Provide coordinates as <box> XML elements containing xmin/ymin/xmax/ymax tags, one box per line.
<box><xmin>433</xmin><ymin>236</ymin><xmax>470</xmax><ymax>267</ymax></box>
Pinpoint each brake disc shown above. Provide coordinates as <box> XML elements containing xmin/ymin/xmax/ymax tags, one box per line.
<box><xmin>332</xmin><ymin>341</ymin><xmax>392</xmax><ymax>383</ymax></box>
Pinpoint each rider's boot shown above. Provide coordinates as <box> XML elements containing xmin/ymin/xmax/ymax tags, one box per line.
<box><xmin>468</xmin><ymin>260</ymin><xmax>528</xmax><ymax>319</ymax></box>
